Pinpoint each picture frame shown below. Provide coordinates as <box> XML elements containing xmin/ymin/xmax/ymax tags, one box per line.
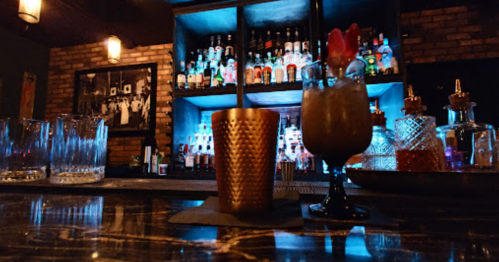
<box><xmin>74</xmin><ymin>63</ymin><xmax>157</xmax><ymax>137</ymax></box>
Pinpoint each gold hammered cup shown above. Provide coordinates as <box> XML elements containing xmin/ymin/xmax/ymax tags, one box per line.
<box><xmin>212</xmin><ymin>108</ymin><xmax>280</xmax><ymax>214</ymax></box>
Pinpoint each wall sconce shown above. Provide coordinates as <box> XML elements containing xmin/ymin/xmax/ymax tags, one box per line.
<box><xmin>19</xmin><ymin>0</ymin><xmax>42</xmax><ymax>24</ymax></box>
<box><xmin>107</xmin><ymin>36</ymin><xmax>121</xmax><ymax>64</ymax></box>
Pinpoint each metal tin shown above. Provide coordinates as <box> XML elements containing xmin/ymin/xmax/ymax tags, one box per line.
<box><xmin>212</xmin><ymin>108</ymin><xmax>280</xmax><ymax>214</ymax></box>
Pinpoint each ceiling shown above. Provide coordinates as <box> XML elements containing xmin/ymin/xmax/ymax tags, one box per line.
<box><xmin>0</xmin><ymin>0</ymin><xmax>174</xmax><ymax>48</ymax></box>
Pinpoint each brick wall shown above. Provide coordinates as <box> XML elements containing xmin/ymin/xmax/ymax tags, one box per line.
<box><xmin>46</xmin><ymin>43</ymin><xmax>173</xmax><ymax>166</ymax></box>
<box><xmin>402</xmin><ymin>5</ymin><xmax>499</xmax><ymax>63</ymax></box>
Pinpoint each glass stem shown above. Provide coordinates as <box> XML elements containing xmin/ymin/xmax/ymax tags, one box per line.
<box><xmin>324</xmin><ymin>160</ymin><xmax>348</xmax><ymax>208</ymax></box>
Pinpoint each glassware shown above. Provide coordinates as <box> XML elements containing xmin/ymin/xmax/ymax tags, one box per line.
<box><xmin>437</xmin><ymin>79</ymin><xmax>497</xmax><ymax>170</ymax></box>
<box><xmin>394</xmin><ymin>85</ymin><xmax>446</xmax><ymax>172</ymax></box>
<box><xmin>50</xmin><ymin>114</ymin><xmax>107</xmax><ymax>184</ymax></box>
<box><xmin>0</xmin><ymin>118</ymin><xmax>49</xmax><ymax>182</ymax></box>
<box><xmin>362</xmin><ymin>100</ymin><xmax>396</xmax><ymax>170</ymax></box>
<box><xmin>301</xmin><ymin>59</ymin><xmax>372</xmax><ymax>219</ymax></box>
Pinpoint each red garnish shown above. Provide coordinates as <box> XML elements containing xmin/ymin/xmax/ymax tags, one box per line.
<box><xmin>327</xmin><ymin>23</ymin><xmax>360</xmax><ymax>75</ymax></box>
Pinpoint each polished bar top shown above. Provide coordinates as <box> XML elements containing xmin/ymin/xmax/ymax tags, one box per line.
<box><xmin>0</xmin><ymin>187</ymin><xmax>498</xmax><ymax>261</ymax></box>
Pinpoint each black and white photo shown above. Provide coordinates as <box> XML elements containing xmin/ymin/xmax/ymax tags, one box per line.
<box><xmin>74</xmin><ymin>63</ymin><xmax>157</xmax><ymax>136</ymax></box>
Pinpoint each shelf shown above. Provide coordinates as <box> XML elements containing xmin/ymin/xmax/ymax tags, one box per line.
<box><xmin>174</xmin><ymin>77</ymin><xmax>402</xmax><ymax>108</ymax></box>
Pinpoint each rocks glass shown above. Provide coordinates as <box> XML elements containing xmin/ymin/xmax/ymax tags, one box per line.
<box><xmin>0</xmin><ymin>118</ymin><xmax>50</xmax><ymax>182</ymax></box>
<box><xmin>50</xmin><ymin>114</ymin><xmax>107</xmax><ymax>184</ymax></box>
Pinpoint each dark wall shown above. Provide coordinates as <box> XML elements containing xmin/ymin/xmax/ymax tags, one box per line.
<box><xmin>0</xmin><ymin>27</ymin><xmax>49</xmax><ymax>120</ymax></box>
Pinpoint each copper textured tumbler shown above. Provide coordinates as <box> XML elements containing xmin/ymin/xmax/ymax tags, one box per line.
<box><xmin>212</xmin><ymin>108</ymin><xmax>280</xmax><ymax>214</ymax></box>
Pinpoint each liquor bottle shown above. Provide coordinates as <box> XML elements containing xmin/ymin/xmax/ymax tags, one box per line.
<box><xmin>245</xmin><ymin>52</ymin><xmax>254</xmax><ymax>85</ymax></box>
<box><xmin>274</xmin><ymin>32</ymin><xmax>283</xmax><ymax>59</ymax></box>
<box><xmin>213</xmin><ymin>66</ymin><xmax>224</xmax><ymax>88</ymax></box>
<box><xmin>262</xmin><ymin>53</ymin><xmax>273</xmax><ymax>85</ymax></box>
<box><xmin>394</xmin><ymin>85</ymin><xmax>446</xmax><ymax>172</ymax></box>
<box><xmin>215</xmin><ymin>35</ymin><xmax>224</xmax><ymax>62</ymax></box>
<box><xmin>436</xmin><ymin>79</ymin><xmax>497</xmax><ymax>170</ymax></box>
<box><xmin>253</xmin><ymin>53</ymin><xmax>263</xmax><ymax>84</ymax></box>
<box><xmin>151</xmin><ymin>147</ymin><xmax>160</xmax><ymax>174</ymax></box>
<box><xmin>274</xmin><ymin>52</ymin><xmax>284</xmax><ymax>84</ymax></box>
<box><xmin>224</xmin><ymin>35</ymin><xmax>237</xmax><ymax>87</ymax></box>
<box><xmin>208</xmin><ymin>36</ymin><xmax>215</xmax><ymax>61</ymax></box>
<box><xmin>378</xmin><ymin>38</ymin><xmax>393</xmax><ymax>75</ymax></box>
<box><xmin>187</xmin><ymin>61</ymin><xmax>196</xmax><ymax>89</ymax></box>
<box><xmin>364</xmin><ymin>50</ymin><xmax>377</xmax><ymax>76</ymax></box>
<box><xmin>293</xmin><ymin>27</ymin><xmax>301</xmax><ymax>55</ymax></box>
<box><xmin>195</xmin><ymin>145</ymin><xmax>203</xmax><ymax>171</ymax></box>
<box><xmin>256</xmin><ymin>31</ymin><xmax>264</xmax><ymax>56</ymax></box>
<box><xmin>302</xmin><ymin>36</ymin><xmax>310</xmax><ymax>57</ymax></box>
<box><xmin>195</xmin><ymin>49</ymin><xmax>204</xmax><ymax>89</ymax></box>
<box><xmin>203</xmin><ymin>61</ymin><xmax>212</xmax><ymax>88</ymax></box>
<box><xmin>249</xmin><ymin>30</ymin><xmax>257</xmax><ymax>54</ymax></box>
<box><xmin>362</xmin><ymin>100</ymin><xmax>396</xmax><ymax>170</ymax></box>
<box><xmin>141</xmin><ymin>136</ymin><xmax>157</xmax><ymax>174</ymax></box>
<box><xmin>264</xmin><ymin>31</ymin><xmax>273</xmax><ymax>61</ymax></box>
<box><xmin>177</xmin><ymin>61</ymin><xmax>186</xmax><ymax>89</ymax></box>
<box><xmin>293</xmin><ymin>27</ymin><xmax>302</xmax><ymax>81</ymax></box>
<box><xmin>175</xmin><ymin>144</ymin><xmax>186</xmax><ymax>171</ymax></box>
<box><xmin>203</xmin><ymin>145</ymin><xmax>211</xmax><ymax>170</ymax></box>
<box><xmin>185</xmin><ymin>145</ymin><xmax>195</xmax><ymax>171</ymax></box>
<box><xmin>284</xmin><ymin>28</ymin><xmax>293</xmax><ymax>55</ymax></box>
<box><xmin>297</xmin><ymin>145</ymin><xmax>309</xmax><ymax>172</ymax></box>
<box><xmin>286</xmin><ymin>55</ymin><xmax>297</xmax><ymax>83</ymax></box>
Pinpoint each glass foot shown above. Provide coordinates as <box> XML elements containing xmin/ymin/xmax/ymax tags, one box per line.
<box><xmin>309</xmin><ymin>202</ymin><xmax>369</xmax><ymax>220</ymax></box>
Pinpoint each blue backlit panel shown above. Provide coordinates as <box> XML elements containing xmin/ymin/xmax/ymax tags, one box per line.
<box><xmin>244</xmin><ymin>0</ymin><xmax>310</xmax><ymax>28</ymax></box>
<box><xmin>247</xmin><ymin>90</ymin><xmax>303</xmax><ymax>106</ymax></box>
<box><xmin>183</xmin><ymin>94</ymin><xmax>238</xmax><ymax>109</ymax></box>
<box><xmin>176</xmin><ymin>7</ymin><xmax>237</xmax><ymax>36</ymax></box>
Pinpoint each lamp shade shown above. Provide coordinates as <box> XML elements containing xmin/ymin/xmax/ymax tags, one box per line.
<box><xmin>19</xmin><ymin>0</ymin><xmax>41</xmax><ymax>24</ymax></box>
<box><xmin>108</xmin><ymin>36</ymin><xmax>121</xmax><ymax>64</ymax></box>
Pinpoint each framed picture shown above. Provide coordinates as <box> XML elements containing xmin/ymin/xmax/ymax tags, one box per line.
<box><xmin>74</xmin><ymin>63</ymin><xmax>157</xmax><ymax>137</ymax></box>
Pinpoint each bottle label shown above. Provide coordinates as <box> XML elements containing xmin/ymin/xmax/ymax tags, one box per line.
<box><xmin>187</xmin><ymin>74</ymin><xmax>195</xmax><ymax>83</ymax></box>
<box><xmin>265</xmin><ymin>41</ymin><xmax>272</xmax><ymax>50</ymax></box>
<box><xmin>226</xmin><ymin>46</ymin><xmax>234</xmax><ymax>56</ymax></box>
<box><xmin>215</xmin><ymin>47</ymin><xmax>223</xmax><ymax>61</ymax></box>
<box><xmin>208</xmin><ymin>47</ymin><xmax>215</xmax><ymax>60</ymax></box>
<box><xmin>285</xmin><ymin>42</ymin><xmax>293</xmax><ymax>53</ymax></box>
<box><xmin>245</xmin><ymin>68</ymin><xmax>254</xmax><ymax>85</ymax></box>
<box><xmin>177</xmin><ymin>74</ymin><xmax>186</xmax><ymax>89</ymax></box>
<box><xmin>185</xmin><ymin>156</ymin><xmax>194</xmax><ymax>167</ymax></box>
<box><xmin>275</xmin><ymin>68</ymin><xmax>284</xmax><ymax>83</ymax></box>
<box><xmin>287</xmin><ymin>67</ymin><xmax>296</xmax><ymax>83</ymax></box>
<box><xmin>195</xmin><ymin>154</ymin><xmax>201</xmax><ymax>165</ymax></box>
<box><xmin>262</xmin><ymin>70</ymin><xmax>271</xmax><ymax>85</ymax></box>
<box><xmin>204</xmin><ymin>75</ymin><xmax>211</xmax><ymax>87</ymax></box>
<box><xmin>196</xmin><ymin>74</ymin><xmax>204</xmax><ymax>84</ymax></box>
<box><xmin>224</xmin><ymin>65</ymin><xmax>236</xmax><ymax>84</ymax></box>
<box><xmin>294</xmin><ymin>42</ymin><xmax>301</xmax><ymax>53</ymax></box>
<box><xmin>203</xmin><ymin>154</ymin><xmax>210</xmax><ymax>165</ymax></box>
<box><xmin>213</xmin><ymin>78</ymin><xmax>219</xmax><ymax>87</ymax></box>
<box><xmin>151</xmin><ymin>155</ymin><xmax>158</xmax><ymax>173</ymax></box>
<box><xmin>302</xmin><ymin>41</ymin><xmax>310</xmax><ymax>52</ymax></box>
<box><xmin>254</xmin><ymin>67</ymin><xmax>262</xmax><ymax>83</ymax></box>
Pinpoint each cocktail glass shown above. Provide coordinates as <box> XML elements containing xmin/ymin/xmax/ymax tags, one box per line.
<box><xmin>301</xmin><ymin>60</ymin><xmax>373</xmax><ymax>219</ymax></box>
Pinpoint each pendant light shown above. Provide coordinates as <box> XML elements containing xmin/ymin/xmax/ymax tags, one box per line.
<box><xmin>108</xmin><ymin>36</ymin><xmax>121</xmax><ymax>64</ymax></box>
<box><xmin>19</xmin><ymin>0</ymin><xmax>42</xmax><ymax>24</ymax></box>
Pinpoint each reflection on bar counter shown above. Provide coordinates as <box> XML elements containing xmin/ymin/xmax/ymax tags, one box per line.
<box><xmin>394</xmin><ymin>85</ymin><xmax>446</xmax><ymax>172</ymax></box>
<box><xmin>437</xmin><ymin>79</ymin><xmax>497</xmax><ymax>171</ymax></box>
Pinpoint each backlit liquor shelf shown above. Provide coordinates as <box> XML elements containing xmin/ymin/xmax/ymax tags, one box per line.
<box><xmin>170</xmin><ymin>0</ymin><xmax>406</xmax><ymax>177</ymax></box>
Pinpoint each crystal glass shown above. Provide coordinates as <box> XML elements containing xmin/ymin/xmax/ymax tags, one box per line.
<box><xmin>362</xmin><ymin>126</ymin><xmax>396</xmax><ymax>170</ymax></box>
<box><xmin>437</xmin><ymin>103</ymin><xmax>497</xmax><ymax>170</ymax></box>
<box><xmin>395</xmin><ymin>115</ymin><xmax>445</xmax><ymax>172</ymax></box>
<box><xmin>50</xmin><ymin>114</ymin><xmax>107</xmax><ymax>184</ymax></box>
<box><xmin>0</xmin><ymin>118</ymin><xmax>49</xmax><ymax>182</ymax></box>
<box><xmin>301</xmin><ymin>60</ymin><xmax>372</xmax><ymax>219</ymax></box>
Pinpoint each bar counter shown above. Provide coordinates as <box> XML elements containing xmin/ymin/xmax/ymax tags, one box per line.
<box><xmin>0</xmin><ymin>179</ymin><xmax>498</xmax><ymax>261</ymax></box>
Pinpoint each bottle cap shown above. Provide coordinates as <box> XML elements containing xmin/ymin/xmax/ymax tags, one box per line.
<box><xmin>448</xmin><ymin>79</ymin><xmax>473</xmax><ymax>110</ymax></box>
<box><xmin>371</xmin><ymin>100</ymin><xmax>386</xmax><ymax>126</ymax></box>
<box><xmin>401</xmin><ymin>84</ymin><xmax>427</xmax><ymax>115</ymax></box>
